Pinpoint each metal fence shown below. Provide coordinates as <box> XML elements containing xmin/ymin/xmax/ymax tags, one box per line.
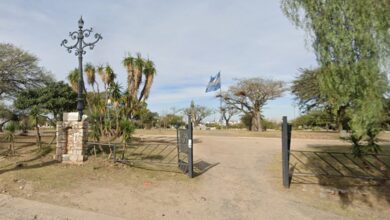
<box><xmin>177</xmin><ymin>115</ymin><xmax>194</xmax><ymax>178</ymax></box>
<box><xmin>86</xmin><ymin>115</ymin><xmax>194</xmax><ymax>178</ymax></box>
<box><xmin>282</xmin><ymin>116</ymin><xmax>390</xmax><ymax>188</ymax></box>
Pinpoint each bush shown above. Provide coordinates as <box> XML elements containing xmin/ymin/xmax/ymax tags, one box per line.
<box><xmin>292</xmin><ymin>110</ymin><xmax>333</xmax><ymax>129</ymax></box>
<box><xmin>262</xmin><ymin>119</ymin><xmax>280</xmax><ymax>130</ymax></box>
<box><xmin>240</xmin><ymin>113</ymin><xmax>252</xmax><ymax>130</ymax></box>
<box><xmin>120</xmin><ymin>119</ymin><xmax>136</xmax><ymax>143</ymax></box>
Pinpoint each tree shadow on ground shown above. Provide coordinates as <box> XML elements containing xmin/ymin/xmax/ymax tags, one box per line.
<box><xmin>0</xmin><ymin>145</ymin><xmax>57</xmax><ymax>175</ymax></box>
<box><xmin>0</xmin><ymin>160</ymin><xmax>58</xmax><ymax>175</ymax></box>
<box><xmin>289</xmin><ymin>144</ymin><xmax>390</xmax><ymax>207</ymax></box>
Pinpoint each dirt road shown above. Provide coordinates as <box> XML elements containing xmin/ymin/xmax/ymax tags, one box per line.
<box><xmin>0</xmin><ymin>135</ymin><xmax>388</xmax><ymax>219</ymax></box>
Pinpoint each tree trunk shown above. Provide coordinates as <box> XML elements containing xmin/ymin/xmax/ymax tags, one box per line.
<box><xmin>35</xmin><ymin>122</ymin><xmax>42</xmax><ymax>150</ymax></box>
<box><xmin>251</xmin><ymin>111</ymin><xmax>262</xmax><ymax>132</ymax></box>
<box><xmin>0</xmin><ymin>120</ymin><xmax>10</xmax><ymax>132</ymax></box>
<box><xmin>9</xmin><ymin>138</ymin><xmax>15</xmax><ymax>155</ymax></box>
<box><xmin>336</xmin><ymin>106</ymin><xmax>346</xmax><ymax>132</ymax></box>
<box><xmin>115</xmin><ymin>111</ymin><xmax>120</xmax><ymax>137</ymax></box>
<box><xmin>225</xmin><ymin>119</ymin><xmax>230</xmax><ymax>128</ymax></box>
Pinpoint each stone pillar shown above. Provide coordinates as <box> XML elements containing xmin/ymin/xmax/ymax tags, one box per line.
<box><xmin>55</xmin><ymin>122</ymin><xmax>65</xmax><ymax>161</ymax></box>
<box><xmin>56</xmin><ymin>112</ymin><xmax>88</xmax><ymax>164</ymax></box>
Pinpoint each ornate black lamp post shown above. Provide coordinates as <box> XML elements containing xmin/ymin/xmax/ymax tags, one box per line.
<box><xmin>61</xmin><ymin>17</ymin><xmax>102</xmax><ymax>121</ymax></box>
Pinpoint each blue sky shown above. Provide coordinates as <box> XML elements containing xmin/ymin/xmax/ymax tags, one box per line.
<box><xmin>0</xmin><ymin>0</ymin><xmax>318</xmax><ymax>121</ymax></box>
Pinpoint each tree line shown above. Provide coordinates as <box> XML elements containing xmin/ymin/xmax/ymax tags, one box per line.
<box><xmin>1</xmin><ymin>0</ymin><xmax>388</xmax><ymax>156</ymax></box>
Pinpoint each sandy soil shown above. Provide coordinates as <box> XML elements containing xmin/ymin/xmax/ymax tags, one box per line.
<box><xmin>0</xmin><ymin>135</ymin><xmax>389</xmax><ymax>219</ymax></box>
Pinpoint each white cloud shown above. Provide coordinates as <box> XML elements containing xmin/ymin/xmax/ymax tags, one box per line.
<box><xmin>0</xmin><ymin>0</ymin><xmax>317</xmax><ymax>119</ymax></box>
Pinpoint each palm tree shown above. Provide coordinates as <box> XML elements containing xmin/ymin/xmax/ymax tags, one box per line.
<box><xmin>67</xmin><ymin>68</ymin><xmax>79</xmax><ymax>92</ymax></box>
<box><xmin>133</xmin><ymin>53</ymin><xmax>144</xmax><ymax>99</ymax></box>
<box><xmin>97</xmin><ymin>65</ymin><xmax>107</xmax><ymax>88</ymax></box>
<box><xmin>109</xmin><ymin>82</ymin><xmax>122</xmax><ymax>136</ymax></box>
<box><xmin>4</xmin><ymin>122</ymin><xmax>16</xmax><ymax>155</ymax></box>
<box><xmin>120</xmin><ymin>118</ymin><xmax>135</xmax><ymax>160</ymax></box>
<box><xmin>105</xmin><ymin>65</ymin><xmax>116</xmax><ymax>87</ymax></box>
<box><xmin>97</xmin><ymin>64</ymin><xmax>117</xmax><ymax>105</ymax></box>
<box><xmin>139</xmin><ymin>59</ymin><xmax>156</xmax><ymax>102</ymax></box>
<box><xmin>84</xmin><ymin>63</ymin><xmax>96</xmax><ymax>92</ymax></box>
<box><xmin>88</xmin><ymin>111</ymin><xmax>102</xmax><ymax>157</ymax></box>
<box><xmin>123</xmin><ymin>55</ymin><xmax>135</xmax><ymax>106</ymax></box>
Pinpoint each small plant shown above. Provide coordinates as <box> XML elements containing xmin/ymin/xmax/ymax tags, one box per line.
<box><xmin>89</xmin><ymin>113</ymin><xmax>102</xmax><ymax>157</ymax></box>
<box><xmin>3</xmin><ymin>122</ymin><xmax>17</xmax><ymax>155</ymax></box>
<box><xmin>120</xmin><ymin>118</ymin><xmax>135</xmax><ymax>159</ymax></box>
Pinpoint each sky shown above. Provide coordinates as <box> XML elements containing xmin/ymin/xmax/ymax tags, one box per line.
<box><xmin>0</xmin><ymin>0</ymin><xmax>318</xmax><ymax>121</ymax></box>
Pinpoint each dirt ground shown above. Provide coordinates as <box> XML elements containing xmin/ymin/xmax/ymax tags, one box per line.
<box><xmin>0</xmin><ymin>132</ymin><xmax>389</xmax><ymax>219</ymax></box>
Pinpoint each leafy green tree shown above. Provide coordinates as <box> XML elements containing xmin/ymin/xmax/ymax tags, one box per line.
<box><xmin>184</xmin><ymin>100</ymin><xmax>213</xmax><ymax>126</ymax></box>
<box><xmin>14</xmin><ymin>81</ymin><xmax>77</xmax><ymax>121</ymax></box>
<box><xmin>136</xmin><ymin>108</ymin><xmax>158</xmax><ymax>129</ymax></box>
<box><xmin>282</xmin><ymin>0</ymin><xmax>389</xmax><ymax>154</ymax></box>
<box><xmin>219</xmin><ymin>78</ymin><xmax>285</xmax><ymax>131</ymax></box>
<box><xmin>0</xmin><ymin>43</ymin><xmax>53</xmax><ymax>99</ymax></box>
<box><xmin>88</xmin><ymin>112</ymin><xmax>102</xmax><ymax>157</ymax></box>
<box><xmin>0</xmin><ymin>103</ymin><xmax>16</xmax><ymax>132</ymax></box>
<box><xmin>220</xmin><ymin>105</ymin><xmax>239</xmax><ymax>128</ymax></box>
<box><xmin>240</xmin><ymin>113</ymin><xmax>252</xmax><ymax>130</ymax></box>
<box><xmin>292</xmin><ymin>110</ymin><xmax>336</xmax><ymax>129</ymax></box>
<box><xmin>120</xmin><ymin>118</ymin><xmax>136</xmax><ymax>159</ymax></box>
<box><xmin>160</xmin><ymin>114</ymin><xmax>184</xmax><ymax>128</ymax></box>
<box><xmin>30</xmin><ymin>106</ymin><xmax>43</xmax><ymax>149</ymax></box>
<box><xmin>262</xmin><ymin>119</ymin><xmax>280</xmax><ymax>130</ymax></box>
<box><xmin>291</xmin><ymin>68</ymin><xmax>324</xmax><ymax>112</ymax></box>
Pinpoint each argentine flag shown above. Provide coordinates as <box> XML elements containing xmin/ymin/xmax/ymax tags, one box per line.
<box><xmin>205</xmin><ymin>72</ymin><xmax>221</xmax><ymax>93</ymax></box>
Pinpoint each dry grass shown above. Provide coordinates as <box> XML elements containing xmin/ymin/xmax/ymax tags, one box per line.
<box><xmin>0</xmin><ymin>133</ymin><xmax>186</xmax><ymax>202</ymax></box>
<box><xmin>136</xmin><ymin>128</ymin><xmax>348</xmax><ymax>139</ymax></box>
<box><xmin>267</xmin><ymin>144</ymin><xmax>390</xmax><ymax>219</ymax></box>
<box><xmin>0</xmin><ymin>130</ymin><xmax>389</xmax><ymax>219</ymax></box>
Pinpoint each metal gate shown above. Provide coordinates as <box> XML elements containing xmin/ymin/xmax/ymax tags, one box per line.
<box><xmin>177</xmin><ymin>115</ymin><xmax>194</xmax><ymax>178</ymax></box>
<box><xmin>282</xmin><ymin>116</ymin><xmax>390</xmax><ymax>188</ymax></box>
<box><xmin>87</xmin><ymin>115</ymin><xmax>194</xmax><ymax>178</ymax></box>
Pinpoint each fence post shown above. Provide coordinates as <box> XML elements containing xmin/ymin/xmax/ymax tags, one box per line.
<box><xmin>112</xmin><ymin>144</ymin><xmax>116</xmax><ymax>162</ymax></box>
<box><xmin>282</xmin><ymin>116</ymin><xmax>290</xmax><ymax>188</ymax></box>
<box><xmin>188</xmin><ymin>114</ymin><xmax>194</xmax><ymax>178</ymax></box>
<box><xmin>175</xmin><ymin>124</ymin><xmax>180</xmax><ymax>165</ymax></box>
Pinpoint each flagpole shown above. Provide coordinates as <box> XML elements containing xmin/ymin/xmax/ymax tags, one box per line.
<box><xmin>219</xmin><ymin>71</ymin><xmax>223</xmax><ymax>128</ymax></box>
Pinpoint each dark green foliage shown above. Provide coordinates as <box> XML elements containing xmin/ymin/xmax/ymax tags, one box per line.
<box><xmin>381</xmin><ymin>98</ymin><xmax>390</xmax><ymax>130</ymax></box>
<box><xmin>88</xmin><ymin>112</ymin><xmax>101</xmax><ymax>142</ymax></box>
<box><xmin>159</xmin><ymin>114</ymin><xmax>184</xmax><ymax>128</ymax></box>
<box><xmin>0</xmin><ymin>103</ymin><xmax>17</xmax><ymax>131</ymax></box>
<box><xmin>3</xmin><ymin>121</ymin><xmax>17</xmax><ymax>155</ymax></box>
<box><xmin>240</xmin><ymin>114</ymin><xmax>279</xmax><ymax>131</ymax></box>
<box><xmin>262</xmin><ymin>119</ymin><xmax>280</xmax><ymax>130</ymax></box>
<box><xmin>292</xmin><ymin>110</ymin><xmax>335</xmax><ymax>129</ymax></box>
<box><xmin>291</xmin><ymin>68</ymin><xmax>324</xmax><ymax>112</ymax></box>
<box><xmin>14</xmin><ymin>81</ymin><xmax>77</xmax><ymax>121</ymax></box>
<box><xmin>282</xmin><ymin>0</ymin><xmax>389</xmax><ymax>154</ymax></box>
<box><xmin>120</xmin><ymin>118</ymin><xmax>136</xmax><ymax>144</ymax></box>
<box><xmin>240</xmin><ymin>113</ymin><xmax>252</xmax><ymax>130</ymax></box>
<box><xmin>140</xmin><ymin>111</ymin><xmax>158</xmax><ymax>129</ymax></box>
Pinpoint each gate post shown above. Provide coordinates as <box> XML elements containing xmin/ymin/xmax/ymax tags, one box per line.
<box><xmin>282</xmin><ymin>116</ymin><xmax>291</xmax><ymax>188</ymax></box>
<box><xmin>112</xmin><ymin>144</ymin><xmax>116</xmax><ymax>162</ymax></box>
<box><xmin>187</xmin><ymin>115</ymin><xmax>194</xmax><ymax>178</ymax></box>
